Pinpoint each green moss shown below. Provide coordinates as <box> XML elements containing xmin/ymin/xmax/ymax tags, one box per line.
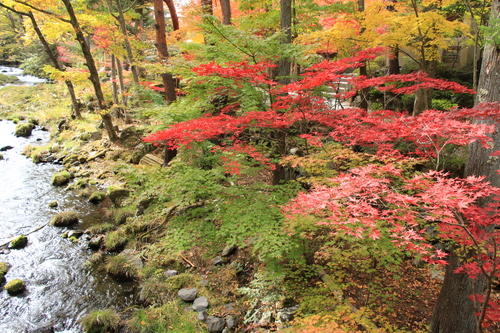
<box><xmin>88</xmin><ymin>191</ymin><xmax>106</xmax><ymax>204</ymax></box>
<box><xmin>50</xmin><ymin>211</ymin><xmax>80</xmax><ymax>227</ymax></box>
<box><xmin>81</xmin><ymin>308</ymin><xmax>121</xmax><ymax>333</ymax></box>
<box><xmin>14</xmin><ymin>123</ymin><xmax>35</xmax><ymax>138</ymax></box>
<box><xmin>0</xmin><ymin>262</ymin><xmax>10</xmax><ymax>280</ymax></box>
<box><xmin>9</xmin><ymin>235</ymin><xmax>27</xmax><ymax>249</ymax></box>
<box><xmin>51</xmin><ymin>170</ymin><xmax>72</xmax><ymax>186</ymax></box>
<box><xmin>105</xmin><ymin>254</ymin><xmax>140</xmax><ymax>280</ymax></box>
<box><xmin>0</xmin><ymin>73</ymin><xmax>19</xmax><ymax>85</ymax></box>
<box><xmin>105</xmin><ymin>230</ymin><xmax>128</xmax><ymax>252</ymax></box>
<box><xmin>4</xmin><ymin>278</ymin><xmax>25</xmax><ymax>295</ymax></box>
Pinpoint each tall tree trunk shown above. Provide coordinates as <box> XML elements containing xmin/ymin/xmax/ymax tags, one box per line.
<box><xmin>201</xmin><ymin>0</ymin><xmax>213</xmax><ymax>15</ymax></box>
<box><xmin>272</xmin><ymin>0</ymin><xmax>293</xmax><ymax>185</ymax></box>
<box><xmin>431</xmin><ymin>2</ymin><xmax>500</xmax><ymax>332</ymax></box>
<box><xmin>111</xmin><ymin>54</ymin><xmax>119</xmax><ymax>105</ymax></box>
<box><xmin>61</xmin><ymin>0</ymin><xmax>118</xmax><ymax>142</ymax></box>
<box><xmin>113</xmin><ymin>0</ymin><xmax>140</xmax><ymax>84</ymax></box>
<box><xmin>356</xmin><ymin>0</ymin><xmax>369</xmax><ymax>110</ymax></box>
<box><xmin>153</xmin><ymin>0</ymin><xmax>177</xmax><ymax>103</ymax></box>
<box><xmin>163</xmin><ymin>0</ymin><xmax>179</xmax><ymax>30</ymax></box>
<box><xmin>413</xmin><ymin>59</ymin><xmax>437</xmax><ymax>116</ymax></box>
<box><xmin>220</xmin><ymin>0</ymin><xmax>231</xmax><ymax>25</ymax></box>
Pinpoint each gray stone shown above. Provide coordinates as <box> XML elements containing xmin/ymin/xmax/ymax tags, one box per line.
<box><xmin>164</xmin><ymin>269</ymin><xmax>178</xmax><ymax>277</ymax></box>
<box><xmin>68</xmin><ymin>231</ymin><xmax>83</xmax><ymax>239</ymax></box>
<box><xmin>88</xmin><ymin>235</ymin><xmax>104</xmax><ymax>249</ymax></box>
<box><xmin>200</xmin><ymin>279</ymin><xmax>209</xmax><ymax>286</ymax></box>
<box><xmin>221</xmin><ymin>245</ymin><xmax>237</xmax><ymax>257</ymax></box>
<box><xmin>197</xmin><ymin>310</ymin><xmax>207</xmax><ymax>321</ymax></box>
<box><xmin>192</xmin><ymin>296</ymin><xmax>209</xmax><ymax>312</ymax></box>
<box><xmin>226</xmin><ymin>315</ymin><xmax>236</xmax><ymax>329</ymax></box>
<box><xmin>206</xmin><ymin>316</ymin><xmax>225</xmax><ymax>332</ymax></box>
<box><xmin>178</xmin><ymin>288</ymin><xmax>198</xmax><ymax>301</ymax></box>
<box><xmin>0</xmin><ymin>145</ymin><xmax>13</xmax><ymax>151</ymax></box>
<box><xmin>213</xmin><ymin>256</ymin><xmax>225</xmax><ymax>266</ymax></box>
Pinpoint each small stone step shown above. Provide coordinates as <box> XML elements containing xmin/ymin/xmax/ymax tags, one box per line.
<box><xmin>139</xmin><ymin>154</ymin><xmax>163</xmax><ymax>166</ymax></box>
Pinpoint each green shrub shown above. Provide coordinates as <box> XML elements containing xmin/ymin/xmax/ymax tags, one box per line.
<box><xmin>81</xmin><ymin>308</ymin><xmax>121</xmax><ymax>333</ymax></box>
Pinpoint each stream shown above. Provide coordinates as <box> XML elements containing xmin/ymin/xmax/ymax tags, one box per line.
<box><xmin>0</xmin><ymin>119</ymin><xmax>135</xmax><ymax>330</ymax></box>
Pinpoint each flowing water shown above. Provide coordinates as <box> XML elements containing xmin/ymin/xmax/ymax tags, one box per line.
<box><xmin>0</xmin><ymin>120</ymin><xmax>135</xmax><ymax>332</ymax></box>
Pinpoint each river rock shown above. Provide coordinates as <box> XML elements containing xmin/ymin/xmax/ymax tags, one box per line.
<box><xmin>206</xmin><ymin>316</ymin><xmax>225</xmax><ymax>332</ymax></box>
<box><xmin>0</xmin><ymin>145</ymin><xmax>13</xmax><ymax>151</ymax></box>
<box><xmin>226</xmin><ymin>315</ymin><xmax>236</xmax><ymax>329</ymax></box>
<box><xmin>0</xmin><ymin>262</ymin><xmax>10</xmax><ymax>281</ymax></box>
<box><xmin>48</xmin><ymin>201</ymin><xmax>58</xmax><ymax>208</ymax></box>
<box><xmin>68</xmin><ymin>230</ymin><xmax>83</xmax><ymax>239</ymax></box>
<box><xmin>107</xmin><ymin>186</ymin><xmax>130</xmax><ymax>206</ymax></box>
<box><xmin>9</xmin><ymin>235</ymin><xmax>27</xmax><ymax>249</ymax></box>
<box><xmin>14</xmin><ymin>123</ymin><xmax>35</xmax><ymax>137</ymax></box>
<box><xmin>88</xmin><ymin>191</ymin><xmax>106</xmax><ymax>204</ymax></box>
<box><xmin>51</xmin><ymin>170</ymin><xmax>72</xmax><ymax>186</ymax></box>
<box><xmin>192</xmin><ymin>296</ymin><xmax>209</xmax><ymax>312</ymax></box>
<box><xmin>0</xmin><ymin>154</ymin><xmax>3</xmax><ymax>160</ymax></box>
<box><xmin>178</xmin><ymin>288</ymin><xmax>198</xmax><ymax>301</ymax></box>
<box><xmin>50</xmin><ymin>211</ymin><xmax>80</xmax><ymax>227</ymax></box>
<box><xmin>4</xmin><ymin>278</ymin><xmax>25</xmax><ymax>295</ymax></box>
<box><xmin>88</xmin><ymin>235</ymin><xmax>104</xmax><ymax>249</ymax></box>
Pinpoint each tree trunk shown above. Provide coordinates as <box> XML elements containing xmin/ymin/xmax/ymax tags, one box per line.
<box><xmin>111</xmin><ymin>55</ymin><xmax>119</xmax><ymax>105</ymax></box>
<box><xmin>114</xmin><ymin>0</ymin><xmax>140</xmax><ymax>84</ymax></box>
<box><xmin>61</xmin><ymin>0</ymin><xmax>118</xmax><ymax>142</ymax></box>
<box><xmin>431</xmin><ymin>2</ymin><xmax>500</xmax><ymax>332</ymax></box>
<box><xmin>153</xmin><ymin>0</ymin><xmax>177</xmax><ymax>103</ymax></box>
<box><xmin>413</xmin><ymin>60</ymin><xmax>437</xmax><ymax>116</ymax></box>
<box><xmin>163</xmin><ymin>0</ymin><xmax>179</xmax><ymax>31</ymax></box>
<box><xmin>220</xmin><ymin>0</ymin><xmax>231</xmax><ymax>25</ymax></box>
<box><xmin>277</xmin><ymin>0</ymin><xmax>292</xmax><ymax>83</ymax></box>
<box><xmin>201</xmin><ymin>0</ymin><xmax>213</xmax><ymax>15</ymax></box>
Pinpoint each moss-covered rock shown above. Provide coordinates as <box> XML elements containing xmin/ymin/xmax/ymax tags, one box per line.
<box><xmin>88</xmin><ymin>191</ymin><xmax>106</xmax><ymax>204</ymax></box>
<box><xmin>105</xmin><ymin>250</ymin><xmax>142</xmax><ymax>281</ymax></box>
<box><xmin>107</xmin><ymin>186</ymin><xmax>130</xmax><ymax>207</ymax></box>
<box><xmin>4</xmin><ymin>278</ymin><xmax>25</xmax><ymax>295</ymax></box>
<box><xmin>0</xmin><ymin>73</ymin><xmax>19</xmax><ymax>85</ymax></box>
<box><xmin>9</xmin><ymin>235</ymin><xmax>27</xmax><ymax>249</ymax></box>
<box><xmin>14</xmin><ymin>123</ymin><xmax>35</xmax><ymax>138</ymax></box>
<box><xmin>48</xmin><ymin>201</ymin><xmax>58</xmax><ymax>208</ymax></box>
<box><xmin>0</xmin><ymin>262</ymin><xmax>10</xmax><ymax>281</ymax></box>
<box><xmin>0</xmin><ymin>154</ymin><xmax>3</xmax><ymax>160</ymax></box>
<box><xmin>51</xmin><ymin>170</ymin><xmax>72</xmax><ymax>186</ymax></box>
<box><xmin>50</xmin><ymin>211</ymin><xmax>80</xmax><ymax>227</ymax></box>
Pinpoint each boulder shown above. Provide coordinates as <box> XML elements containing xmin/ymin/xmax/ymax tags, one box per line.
<box><xmin>226</xmin><ymin>316</ymin><xmax>237</xmax><ymax>330</ymax></box>
<box><xmin>88</xmin><ymin>191</ymin><xmax>106</xmax><ymax>204</ymax></box>
<box><xmin>9</xmin><ymin>235</ymin><xmax>27</xmax><ymax>249</ymax></box>
<box><xmin>51</xmin><ymin>170</ymin><xmax>72</xmax><ymax>186</ymax></box>
<box><xmin>213</xmin><ymin>256</ymin><xmax>225</xmax><ymax>266</ymax></box>
<box><xmin>206</xmin><ymin>316</ymin><xmax>225</xmax><ymax>332</ymax></box>
<box><xmin>178</xmin><ymin>288</ymin><xmax>198</xmax><ymax>302</ymax></box>
<box><xmin>221</xmin><ymin>245</ymin><xmax>237</xmax><ymax>257</ymax></box>
<box><xmin>14</xmin><ymin>123</ymin><xmax>35</xmax><ymax>137</ymax></box>
<box><xmin>0</xmin><ymin>262</ymin><xmax>10</xmax><ymax>281</ymax></box>
<box><xmin>120</xmin><ymin>126</ymin><xmax>146</xmax><ymax>148</ymax></box>
<box><xmin>197</xmin><ymin>311</ymin><xmax>207</xmax><ymax>321</ymax></box>
<box><xmin>50</xmin><ymin>211</ymin><xmax>80</xmax><ymax>227</ymax></box>
<box><xmin>88</xmin><ymin>235</ymin><xmax>104</xmax><ymax>249</ymax></box>
<box><xmin>107</xmin><ymin>186</ymin><xmax>130</xmax><ymax>206</ymax></box>
<box><xmin>4</xmin><ymin>278</ymin><xmax>25</xmax><ymax>295</ymax></box>
<box><xmin>192</xmin><ymin>296</ymin><xmax>209</xmax><ymax>312</ymax></box>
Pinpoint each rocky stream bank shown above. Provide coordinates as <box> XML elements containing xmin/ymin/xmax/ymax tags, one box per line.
<box><xmin>0</xmin><ymin>116</ymin><xmax>299</xmax><ymax>333</ymax></box>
